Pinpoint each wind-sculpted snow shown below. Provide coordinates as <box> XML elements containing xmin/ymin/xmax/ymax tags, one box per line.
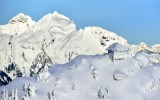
<box><xmin>0</xmin><ymin>53</ymin><xmax>160</xmax><ymax>100</ymax></box>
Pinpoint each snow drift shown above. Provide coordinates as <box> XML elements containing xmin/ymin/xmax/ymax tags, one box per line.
<box><xmin>0</xmin><ymin>53</ymin><xmax>160</xmax><ymax>100</ymax></box>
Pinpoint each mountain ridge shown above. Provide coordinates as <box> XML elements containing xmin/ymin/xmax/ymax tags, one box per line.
<box><xmin>0</xmin><ymin>11</ymin><xmax>159</xmax><ymax>81</ymax></box>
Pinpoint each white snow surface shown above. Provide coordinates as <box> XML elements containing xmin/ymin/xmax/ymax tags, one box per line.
<box><xmin>0</xmin><ymin>53</ymin><xmax>160</xmax><ymax>100</ymax></box>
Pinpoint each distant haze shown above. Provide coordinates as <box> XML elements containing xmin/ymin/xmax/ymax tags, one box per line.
<box><xmin>0</xmin><ymin>0</ymin><xmax>160</xmax><ymax>45</ymax></box>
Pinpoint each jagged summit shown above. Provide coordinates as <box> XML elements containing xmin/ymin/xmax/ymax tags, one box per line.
<box><xmin>0</xmin><ymin>13</ymin><xmax>35</xmax><ymax>36</ymax></box>
<box><xmin>129</xmin><ymin>42</ymin><xmax>160</xmax><ymax>55</ymax></box>
<box><xmin>0</xmin><ymin>12</ymin><xmax>76</xmax><ymax>36</ymax></box>
<box><xmin>79</xmin><ymin>27</ymin><xmax>126</xmax><ymax>47</ymax></box>
<box><xmin>9</xmin><ymin>13</ymin><xmax>35</xmax><ymax>25</ymax></box>
<box><xmin>139</xmin><ymin>42</ymin><xmax>148</xmax><ymax>47</ymax></box>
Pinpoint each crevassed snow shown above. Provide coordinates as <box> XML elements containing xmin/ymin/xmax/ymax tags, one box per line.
<box><xmin>0</xmin><ymin>53</ymin><xmax>160</xmax><ymax>100</ymax></box>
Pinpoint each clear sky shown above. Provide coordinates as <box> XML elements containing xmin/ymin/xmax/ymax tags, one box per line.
<box><xmin>0</xmin><ymin>0</ymin><xmax>160</xmax><ymax>46</ymax></box>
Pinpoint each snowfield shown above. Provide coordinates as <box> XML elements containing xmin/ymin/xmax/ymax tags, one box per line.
<box><xmin>0</xmin><ymin>53</ymin><xmax>160</xmax><ymax>100</ymax></box>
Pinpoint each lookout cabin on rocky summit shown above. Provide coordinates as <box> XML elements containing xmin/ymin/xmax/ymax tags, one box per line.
<box><xmin>106</xmin><ymin>43</ymin><xmax>129</xmax><ymax>62</ymax></box>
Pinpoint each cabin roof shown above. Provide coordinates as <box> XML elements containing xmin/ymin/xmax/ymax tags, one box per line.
<box><xmin>107</xmin><ymin>43</ymin><xmax>128</xmax><ymax>51</ymax></box>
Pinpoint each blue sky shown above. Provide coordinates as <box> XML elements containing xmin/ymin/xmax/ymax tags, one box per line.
<box><xmin>0</xmin><ymin>0</ymin><xmax>160</xmax><ymax>45</ymax></box>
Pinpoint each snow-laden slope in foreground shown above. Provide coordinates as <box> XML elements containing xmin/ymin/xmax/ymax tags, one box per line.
<box><xmin>0</xmin><ymin>52</ymin><xmax>160</xmax><ymax>100</ymax></box>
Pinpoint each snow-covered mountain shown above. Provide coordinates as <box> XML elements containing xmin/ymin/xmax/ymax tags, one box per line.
<box><xmin>151</xmin><ymin>44</ymin><xmax>160</xmax><ymax>53</ymax></box>
<box><xmin>0</xmin><ymin>13</ymin><xmax>35</xmax><ymax>36</ymax></box>
<box><xmin>130</xmin><ymin>42</ymin><xmax>160</xmax><ymax>55</ymax></box>
<box><xmin>0</xmin><ymin>12</ymin><xmax>128</xmax><ymax>78</ymax></box>
<box><xmin>130</xmin><ymin>42</ymin><xmax>150</xmax><ymax>54</ymax></box>
<box><xmin>0</xmin><ymin>11</ymin><xmax>160</xmax><ymax>100</ymax></box>
<box><xmin>0</xmin><ymin>52</ymin><xmax>160</xmax><ymax>100</ymax></box>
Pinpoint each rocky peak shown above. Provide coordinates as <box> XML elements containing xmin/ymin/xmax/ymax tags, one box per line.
<box><xmin>0</xmin><ymin>13</ymin><xmax>35</xmax><ymax>36</ymax></box>
<box><xmin>139</xmin><ymin>42</ymin><xmax>148</xmax><ymax>47</ymax></box>
<box><xmin>9</xmin><ymin>13</ymin><xmax>35</xmax><ymax>25</ymax></box>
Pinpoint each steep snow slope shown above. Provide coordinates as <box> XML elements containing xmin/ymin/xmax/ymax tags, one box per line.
<box><xmin>0</xmin><ymin>12</ymin><xmax>128</xmax><ymax>78</ymax></box>
<box><xmin>0</xmin><ymin>53</ymin><xmax>160</xmax><ymax>100</ymax></box>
